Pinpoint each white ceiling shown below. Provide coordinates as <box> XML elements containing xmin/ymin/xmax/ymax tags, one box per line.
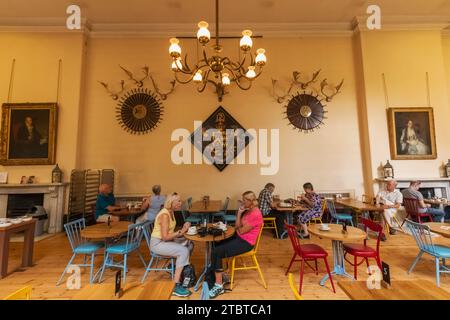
<box><xmin>1</xmin><ymin>0</ymin><xmax>450</xmax><ymax>24</ymax></box>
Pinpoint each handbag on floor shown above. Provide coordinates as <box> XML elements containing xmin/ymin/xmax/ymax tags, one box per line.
<box><xmin>181</xmin><ymin>264</ymin><xmax>197</xmax><ymax>288</ymax></box>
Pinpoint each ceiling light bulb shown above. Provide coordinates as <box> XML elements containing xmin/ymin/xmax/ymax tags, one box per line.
<box><xmin>222</xmin><ymin>73</ymin><xmax>230</xmax><ymax>86</ymax></box>
<box><xmin>255</xmin><ymin>48</ymin><xmax>267</xmax><ymax>66</ymax></box>
<box><xmin>169</xmin><ymin>38</ymin><xmax>181</xmax><ymax>58</ymax></box>
<box><xmin>246</xmin><ymin>66</ymin><xmax>256</xmax><ymax>79</ymax></box>
<box><xmin>193</xmin><ymin>70</ymin><xmax>203</xmax><ymax>83</ymax></box>
<box><xmin>171</xmin><ymin>58</ymin><xmax>182</xmax><ymax>71</ymax></box>
<box><xmin>197</xmin><ymin>21</ymin><xmax>211</xmax><ymax>44</ymax></box>
<box><xmin>240</xmin><ymin>30</ymin><xmax>253</xmax><ymax>51</ymax></box>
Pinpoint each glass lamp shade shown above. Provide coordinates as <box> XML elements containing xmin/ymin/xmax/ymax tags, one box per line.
<box><xmin>246</xmin><ymin>66</ymin><xmax>256</xmax><ymax>79</ymax></box>
<box><xmin>240</xmin><ymin>30</ymin><xmax>253</xmax><ymax>51</ymax></box>
<box><xmin>171</xmin><ymin>58</ymin><xmax>182</xmax><ymax>71</ymax></box>
<box><xmin>255</xmin><ymin>48</ymin><xmax>267</xmax><ymax>66</ymax></box>
<box><xmin>169</xmin><ymin>38</ymin><xmax>181</xmax><ymax>58</ymax></box>
<box><xmin>197</xmin><ymin>21</ymin><xmax>211</xmax><ymax>44</ymax></box>
<box><xmin>193</xmin><ymin>70</ymin><xmax>203</xmax><ymax>83</ymax></box>
<box><xmin>222</xmin><ymin>73</ymin><xmax>230</xmax><ymax>86</ymax></box>
<box><xmin>383</xmin><ymin>160</ymin><xmax>394</xmax><ymax>179</ymax></box>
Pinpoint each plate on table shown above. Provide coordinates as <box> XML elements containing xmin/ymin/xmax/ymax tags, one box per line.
<box><xmin>186</xmin><ymin>231</ymin><xmax>198</xmax><ymax>236</ymax></box>
<box><xmin>22</xmin><ymin>217</ymin><xmax>33</xmax><ymax>222</ymax></box>
<box><xmin>11</xmin><ymin>219</ymin><xmax>23</xmax><ymax>224</ymax></box>
<box><xmin>0</xmin><ymin>222</ymin><xmax>12</xmax><ymax>228</ymax></box>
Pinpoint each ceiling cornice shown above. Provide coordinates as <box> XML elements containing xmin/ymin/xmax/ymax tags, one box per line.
<box><xmin>1</xmin><ymin>16</ymin><xmax>449</xmax><ymax>37</ymax></box>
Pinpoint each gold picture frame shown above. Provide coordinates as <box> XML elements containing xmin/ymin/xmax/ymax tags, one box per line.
<box><xmin>0</xmin><ymin>103</ymin><xmax>58</xmax><ymax>165</ymax></box>
<box><xmin>387</xmin><ymin>107</ymin><xmax>437</xmax><ymax>160</ymax></box>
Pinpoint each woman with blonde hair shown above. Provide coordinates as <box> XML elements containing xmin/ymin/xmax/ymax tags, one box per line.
<box><xmin>150</xmin><ymin>193</ymin><xmax>193</xmax><ymax>297</ymax></box>
<box><xmin>208</xmin><ymin>191</ymin><xmax>263</xmax><ymax>299</ymax></box>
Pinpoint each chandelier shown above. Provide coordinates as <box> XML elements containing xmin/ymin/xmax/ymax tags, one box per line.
<box><xmin>168</xmin><ymin>0</ymin><xmax>267</xmax><ymax>101</ymax></box>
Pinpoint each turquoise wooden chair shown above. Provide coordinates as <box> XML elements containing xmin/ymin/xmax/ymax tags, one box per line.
<box><xmin>57</xmin><ymin>218</ymin><xmax>104</xmax><ymax>285</ymax></box>
<box><xmin>326</xmin><ymin>199</ymin><xmax>354</xmax><ymax>226</ymax></box>
<box><xmin>212</xmin><ymin>197</ymin><xmax>230</xmax><ymax>221</ymax></box>
<box><xmin>182</xmin><ymin>199</ymin><xmax>202</xmax><ymax>224</ymax></box>
<box><xmin>406</xmin><ymin>219</ymin><xmax>450</xmax><ymax>287</ymax></box>
<box><xmin>141</xmin><ymin>220</ymin><xmax>175</xmax><ymax>283</ymax></box>
<box><xmin>98</xmin><ymin>222</ymin><xmax>146</xmax><ymax>284</ymax></box>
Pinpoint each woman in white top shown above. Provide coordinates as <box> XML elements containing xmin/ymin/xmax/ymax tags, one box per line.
<box><xmin>400</xmin><ymin>120</ymin><xmax>429</xmax><ymax>155</ymax></box>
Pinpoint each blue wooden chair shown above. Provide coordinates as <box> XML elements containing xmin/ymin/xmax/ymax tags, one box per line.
<box><xmin>326</xmin><ymin>199</ymin><xmax>354</xmax><ymax>226</ymax></box>
<box><xmin>141</xmin><ymin>220</ymin><xmax>175</xmax><ymax>283</ymax></box>
<box><xmin>182</xmin><ymin>200</ymin><xmax>202</xmax><ymax>224</ymax></box>
<box><xmin>98</xmin><ymin>222</ymin><xmax>146</xmax><ymax>284</ymax></box>
<box><xmin>212</xmin><ymin>197</ymin><xmax>230</xmax><ymax>221</ymax></box>
<box><xmin>57</xmin><ymin>218</ymin><xmax>104</xmax><ymax>285</ymax></box>
<box><xmin>406</xmin><ymin>219</ymin><xmax>450</xmax><ymax>287</ymax></box>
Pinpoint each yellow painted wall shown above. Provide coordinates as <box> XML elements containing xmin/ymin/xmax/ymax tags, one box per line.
<box><xmin>1</xmin><ymin>29</ymin><xmax>450</xmax><ymax>208</ymax></box>
<box><xmin>79</xmin><ymin>36</ymin><xmax>363</xmax><ymax>204</ymax></box>
<box><xmin>358</xmin><ymin>31</ymin><xmax>450</xmax><ymax>194</ymax></box>
<box><xmin>0</xmin><ymin>32</ymin><xmax>86</xmax><ymax>183</ymax></box>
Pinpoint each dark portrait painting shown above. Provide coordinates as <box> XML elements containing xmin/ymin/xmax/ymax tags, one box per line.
<box><xmin>387</xmin><ymin>107</ymin><xmax>436</xmax><ymax>160</ymax></box>
<box><xmin>0</xmin><ymin>103</ymin><xmax>57</xmax><ymax>165</ymax></box>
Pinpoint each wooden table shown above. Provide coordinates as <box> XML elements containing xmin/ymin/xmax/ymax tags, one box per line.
<box><xmin>308</xmin><ymin>224</ymin><xmax>366</xmax><ymax>286</ymax></box>
<box><xmin>338</xmin><ymin>280</ymin><xmax>450</xmax><ymax>300</ymax></box>
<box><xmin>109</xmin><ymin>208</ymin><xmax>143</xmax><ymax>222</ymax></box>
<box><xmin>184</xmin><ymin>224</ymin><xmax>235</xmax><ymax>294</ymax></box>
<box><xmin>189</xmin><ymin>200</ymin><xmax>223</xmax><ymax>224</ymax></box>
<box><xmin>425</xmin><ymin>222</ymin><xmax>450</xmax><ymax>238</ymax></box>
<box><xmin>71</xmin><ymin>280</ymin><xmax>175</xmax><ymax>300</ymax></box>
<box><xmin>0</xmin><ymin>219</ymin><xmax>36</xmax><ymax>279</ymax></box>
<box><xmin>335</xmin><ymin>198</ymin><xmax>384</xmax><ymax>224</ymax></box>
<box><xmin>275</xmin><ymin>203</ymin><xmax>308</xmax><ymax>239</ymax></box>
<box><xmin>425</xmin><ymin>199</ymin><xmax>448</xmax><ymax>211</ymax></box>
<box><xmin>80</xmin><ymin>221</ymin><xmax>131</xmax><ymax>240</ymax></box>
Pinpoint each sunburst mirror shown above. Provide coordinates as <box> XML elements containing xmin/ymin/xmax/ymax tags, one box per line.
<box><xmin>116</xmin><ymin>88</ymin><xmax>163</xmax><ymax>134</ymax></box>
<box><xmin>285</xmin><ymin>92</ymin><xmax>327</xmax><ymax>133</ymax></box>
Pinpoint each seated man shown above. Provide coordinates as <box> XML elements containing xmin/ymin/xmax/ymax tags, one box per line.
<box><xmin>402</xmin><ymin>181</ymin><xmax>445</xmax><ymax>223</ymax></box>
<box><xmin>95</xmin><ymin>184</ymin><xmax>120</xmax><ymax>223</ymax></box>
<box><xmin>376</xmin><ymin>179</ymin><xmax>403</xmax><ymax>240</ymax></box>
<box><xmin>257</xmin><ymin>183</ymin><xmax>284</xmax><ymax>237</ymax></box>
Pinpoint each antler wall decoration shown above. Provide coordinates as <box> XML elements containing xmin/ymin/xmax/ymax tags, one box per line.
<box><xmin>98</xmin><ymin>65</ymin><xmax>176</xmax><ymax>101</ymax></box>
<box><xmin>272</xmin><ymin>70</ymin><xmax>344</xmax><ymax>133</ymax></box>
<box><xmin>98</xmin><ymin>65</ymin><xmax>176</xmax><ymax>135</ymax></box>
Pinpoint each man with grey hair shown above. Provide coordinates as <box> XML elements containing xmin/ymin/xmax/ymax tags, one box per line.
<box><xmin>401</xmin><ymin>180</ymin><xmax>445</xmax><ymax>222</ymax></box>
<box><xmin>376</xmin><ymin>179</ymin><xmax>403</xmax><ymax>241</ymax></box>
<box><xmin>95</xmin><ymin>184</ymin><xmax>120</xmax><ymax>223</ymax></box>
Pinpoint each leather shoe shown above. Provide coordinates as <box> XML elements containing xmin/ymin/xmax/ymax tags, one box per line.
<box><xmin>389</xmin><ymin>228</ymin><xmax>397</xmax><ymax>235</ymax></box>
<box><xmin>381</xmin><ymin>234</ymin><xmax>387</xmax><ymax>241</ymax></box>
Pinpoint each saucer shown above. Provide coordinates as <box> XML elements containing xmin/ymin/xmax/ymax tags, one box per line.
<box><xmin>186</xmin><ymin>231</ymin><xmax>198</xmax><ymax>236</ymax></box>
<box><xmin>0</xmin><ymin>222</ymin><xmax>12</xmax><ymax>228</ymax></box>
<box><xmin>11</xmin><ymin>219</ymin><xmax>23</xmax><ymax>224</ymax></box>
<box><xmin>22</xmin><ymin>217</ymin><xmax>33</xmax><ymax>222</ymax></box>
<box><xmin>319</xmin><ymin>227</ymin><xmax>330</xmax><ymax>231</ymax></box>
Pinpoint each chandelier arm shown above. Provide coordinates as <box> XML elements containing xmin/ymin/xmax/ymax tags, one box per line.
<box><xmin>197</xmin><ymin>70</ymin><xmax>212</xmax><ymax>93</ymax></box>
<box><xmin>225</xmin><ymin>67</ymin><xmax>252</xmax><ymax>90</ymax></box>
<box><xmin>226</xmin><ymin>55</ymin><xmax>247</xmax><ymax>72</ymax></box>
<box><xmin>202</xmin><ymin>47</ymin><xmax>211</xmax><ymax>67</ymax></box>
<box><xmin>174</xmin><ymin>71</ymin><xmax>195</xmax><ymax>84</ymax></box>
<box><xmin>183</xmin><ymin>53</ymin><xmax>193</xmax><ymax>73</ymax></box>
<box><xmin>175</xmin><ymin>60</ymin><xmax>195</xmax><ymax>76</ymax></box>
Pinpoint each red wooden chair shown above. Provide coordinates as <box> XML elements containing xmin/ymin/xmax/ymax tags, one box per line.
<box><xmin>401</xmin><ymin>198</ymin><xmax>433</xmax><ymax>225</ymax></box>
<box><xmin>284</xmin><ymin>223</ymin><xmax>335</xmax><ymax>294</ymax></box>
<box><xmin>343</xmin><ymin>218</ymin><xmax>382</xmax><ymax>280</ymax></box>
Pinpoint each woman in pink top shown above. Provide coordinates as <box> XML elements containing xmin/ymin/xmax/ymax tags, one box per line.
<box><xmin>209</xmin><ymin>191</ymin><xmax>263</xmax><ymax>299</ymax></box>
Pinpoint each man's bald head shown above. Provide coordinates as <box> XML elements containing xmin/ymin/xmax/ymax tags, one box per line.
<box><xmin>99</xmin><ymin>184</ymin><xmax>112</xmax><ymax>194</ymax></box>
<box><xmin>386</xmin><ymin>180</ymin><xmax>397</xmax><ymax>192</ymax></box>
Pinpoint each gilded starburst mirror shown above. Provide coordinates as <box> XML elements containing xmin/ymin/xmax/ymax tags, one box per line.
<box><xmin>285</xmin><ymin>93</ymin><xmax>326</xmax><ymax>133</ymax></box>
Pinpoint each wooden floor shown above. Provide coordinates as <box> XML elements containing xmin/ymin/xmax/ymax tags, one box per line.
<box><xmin>1</xmin><ymin>229</ymin><xmax>449</xmax><ymax>300</ymax></box>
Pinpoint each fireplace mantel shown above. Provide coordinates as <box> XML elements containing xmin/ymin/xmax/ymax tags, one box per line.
<box><xmin>0</xmin><ymin>183</ymin><xmax>68</xmax><ymax>233</ymax></box>
<box><xmin>375</xmin><ymin>178</ymin><xmax>450</xmax><ymax>198</ymax></box>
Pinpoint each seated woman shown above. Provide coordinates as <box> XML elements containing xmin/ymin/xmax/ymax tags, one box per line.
<box><xmin>136</xmin><ymin>184</ymin><xmax>166</xmax><ymax>223</ymax></box>
<box><xmin>150</xmin><ymin>193</ymin><xmax>193</xmax><ymax>297</ymax></box>
<box><xmin>209</xmin><ymin>191</ymin><xmax>263</xmax><ymax>299</ymax></box>
<box><xmin>95</xmin><ymin>184</ymin><xmax>120</xmax><ymax>223</ymax></box>
<box><xmin>297</xmin><ymin>182</ymin><xmax>322</xmax><ymax>238</ymax></box>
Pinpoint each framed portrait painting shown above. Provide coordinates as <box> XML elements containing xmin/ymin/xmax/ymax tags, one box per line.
<box><xmin>387</xmin><ymin>107</ymin><xmax>437</xmax><ymax>160</ymax></box>
<box><xmin>0</xmin><ymin>103</ymin><xmax>58</xmax><ymax>165</ymax></box>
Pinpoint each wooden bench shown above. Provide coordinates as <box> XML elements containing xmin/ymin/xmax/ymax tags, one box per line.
<box><xmin>71</xmin><ymin>280</ymin><xmax>174</xmax><ymax>300</ymax></box>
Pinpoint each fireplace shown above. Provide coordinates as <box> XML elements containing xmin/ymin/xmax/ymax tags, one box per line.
<box><xmin>7</xmin><ymin>193</ymin><xmax>44</xmax><ymax>218</ymax></box>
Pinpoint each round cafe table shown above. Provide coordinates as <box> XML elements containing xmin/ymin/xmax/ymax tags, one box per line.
<box><xmin>308</xmin><ymin>224</ymin><xmax>366</xmax><ymax>286</ymax></box>
<box><xmin>424</xmin><ymin>222</ymin><xmax>450</xmax><ymax>238</ymax></box>
<box><xmin>184</xmin><ymin>224</ymin><xmax>235</xmax><ymax>293</ymax></box>
<box><xmin>108</xmin><ymin>208</ymin><xmax>143</xmax><ymax>223</ymax></box>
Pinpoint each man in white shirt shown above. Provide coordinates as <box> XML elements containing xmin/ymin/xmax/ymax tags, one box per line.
<box><xmin>376</xmin><ymin>180</ymin><xmax>403</xmax><ymax>241</ymax></box>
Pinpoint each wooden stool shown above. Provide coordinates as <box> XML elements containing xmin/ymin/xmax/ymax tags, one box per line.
<box><xmin>263</xmin><ymin>217</ymin><xmax>279</xmax><ymax>239</ymax></box>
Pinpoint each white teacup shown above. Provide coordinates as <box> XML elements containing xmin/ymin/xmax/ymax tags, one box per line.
<box><xmin>188</xmin><ymin>226</ymin><xmax>197</xmax><ymax>234</ymax></box>
<box><xmin>320</xmin><ymin>223</ymin><xmax>329</xmax><ymax>230</ymax></box>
